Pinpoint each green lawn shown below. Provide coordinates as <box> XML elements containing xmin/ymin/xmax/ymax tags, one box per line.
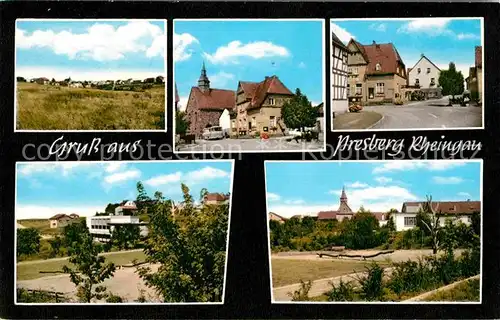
<box><xmin>18</xmin><ymin>219</ymin><xmax>64</xmax><ymax>235</ymax></box>
<box><xmin>271</xmin><ymin>258</ymin><xmax>389</xmax><ymax>287</ymax></box>
<box><xmin>17</xmin><ymin>250</ymin><xmax>147</xmax><ymax>281</ymax></box>
<box><xmin>423</xmin><ymin>279</ymin><xmax>480</xmax><ymax>302</ymax></box>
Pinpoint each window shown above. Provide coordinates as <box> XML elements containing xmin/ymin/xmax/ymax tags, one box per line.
<box><xmin>347</xmin><ymin>85</ymin><xmax>351</xmax><ymax>96</ymax></box>
<box><xmin>404</xmin><ymin>216</ymin><xmax>417</xmax><ymax>227</ymax></box>
<box><xmin>376</xmin><ymin>83</ymin><xmax>384</xmax><ymax>94</ymax></box>
<box><xmin>415</xmin><ymin>78</ymin><xmax>420</xmax><ymax>86</ymax></box>
<box><xmin>251</xmin><ymin>117</ymin><xmax>256</xmax><ymax>128</ymax></box>
<box><xmin>269</xmin><ymin>97</ymin><xmax>275</xmax><ymax>105</ymax></box>
<box><xmin>348</xmin><ymin>67</ymin><xmax>352</xmax><ymax>74</ymax></box>
<box><xmin>353</xmin><ymin>67</ymin><xmax>358</xmax><ymax>75</ymax></box>
<box><xmin>375</xmin><ymin>63</ymin><xmax>381</xmax><ymax>71</ymax></box>
<box><xmin>269</xmin><ymin>116</ymin><xmax>276</xmax><ymax>127</ymax></box>
<box><xmin>430</xmin><ymin>78</ymin><xmax>435</xmax><ymax>86</ymax></box>
<box><xmin>355</xmin><ymin>84</ymin><xmax>362</xmax><ymax>95</ymax></box>
<box><xmin>417</xmin><ymin>68</ymin><xmax>421</xmax><ymax>74</ymax></box>
<box><xmin>427</xmin><ymin>67</ymin><xmax>431</xmax><ymax>74</ymax></box>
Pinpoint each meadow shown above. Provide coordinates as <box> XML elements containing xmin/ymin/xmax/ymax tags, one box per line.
<box><xmin>16</xmin><ymin>82</ymin><xmax>165</xmax><ymax>130</ymax></box>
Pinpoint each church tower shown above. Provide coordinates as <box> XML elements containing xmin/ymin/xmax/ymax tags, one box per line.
<box><xmin>337</xmin><ymin>186</ymin><xmax>352</xmax><ymax>213</ymax></box>
<box><xmin>198</xmin><ymin>62</ymin><xmax>210</xmax><ymax>93</ymax></box>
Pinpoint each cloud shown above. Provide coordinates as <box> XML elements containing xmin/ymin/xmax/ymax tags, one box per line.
<box><xmin>397</xmin><ymin>18</ymin><xmax>453</xmax><ymax>36</ymax></box>
<box><xmin>375</xmin><ymin>176</ymin><xmax>392</xmax><ymax>184</ymax></box>
<box><xmin>284</xmin><ymin>199</ymin><xmax>306</xmax><ymax>205</ymax></box>
<box><xmin>432</xmin><ymin>176</ymin><xmax>464</xmax><ymax>184</ymax></box>
<box><xmin>17</xmin><ymin>21</ymin><xmax>165</xmax><ymax>61</ymax></box>
<box><xmin>173</xmin><ymin>32</ymin><xmax>199</xmax><ymax>62</ymax></box>
<box><xmin>373</xmin><ymin>161</ymin><xmax>466</xmax><ymax>174</ymax></box>
<box><xmin>369</xmin><ymin>23</ymin><xmax>387</xmax><ymax>32</ymax></box>
<box><xmin>18</xmin><ymin>162</ymin><xmax>95</xmax><ymax>177</ymax></box>
<box><xmin>177</xmin><ymin>96</ymin><xmax>189</xmax><ymax>112</ymax></box>
<box><xmin>267</xmin><ymin>192</ymin><xmax>281</xmax><ymax>201</ymax></box>
<box><xmin>16</xmin><ymin>66</ymin><xmax>164</xmax><ymax>82</ymax></box>
<box><xmin>104</xmin><ymin>169</ymin><xmax>141</xmax><ymax>184</ymax></box>
<box><xmin>105</xmin><ymin>162</ymin><xmax>126</xmax><ymax>173</ymax></box>
<box><xmin>17</xmin><ymin>204</ymin><xmax>105</xmax><ymax>220</ymax></box>
<box><xmin>209</xmin><ymin>71</ymin><xmax>235</xmax><ymax>88</ymax></box>
<box><xmin>298</xmin><ymin>62</ymin><xmax>306</xmax><ymax>69</ymax></box>
<box><xmin>144</xmin><ymin>172</ymin><xmax>182</xmax><ymax>187</ymax></box>
<box><xmin>203</xmin><ymin>40</ymin><xmax>290</xmax><ymax>65</ymax></box>
<box><xmin>347</xmin><ymin>181</ymin><xmax>368</xmax><ymax>188</ymax></box>
<box><xmin>458</xmin><ymin>192</ymin><xmax>472</xmax><ymax>198</ymax></box>
<box><xmin>184</xmin><ymin>166</ymin><xmax>229</xmax><ymax>184</ymax></box>
<box><xmin>456</xmin><ymin>33</ymin><xmax>480</xmax><ymax>40</ymax></box>
<box><xmin>331</xmin><ymin>22</ymin><xmax>355</xmax><ymax>44</ymax></box>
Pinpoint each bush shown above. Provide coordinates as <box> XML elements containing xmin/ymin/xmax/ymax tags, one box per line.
<box><xmin>388</xmin><ymin>258</ymin><xmax>436</xmax><ymax>296</ymax></box>
<box><xmin>289</xmin><ymin>280</ymin><xmax>312</xmax><ymax>301</ymax></box>
<box><xmin>356</xmin><ymin>263</ymin><xmax>384</xmax><ymax>301</ymax></box>
<box><xmin>326</xmin><ymin>279</ymin><xmax>355</xmax><ymax>301</ymax></box>
<box><xmin>106</xmin><ymin>293</ymin><xmax>123</xmax><ymax>303</ymax></box>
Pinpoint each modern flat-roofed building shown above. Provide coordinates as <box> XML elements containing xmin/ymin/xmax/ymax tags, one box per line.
<box><xmin>86</xmin><ymin>215</ymin><xmax>148</xmax><ymax>242</ymax></box>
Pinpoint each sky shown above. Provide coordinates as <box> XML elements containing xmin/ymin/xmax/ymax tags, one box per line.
<box><xmin>266</xmin><ymin>160</ymin><xmax>481</xmax><ymax>218</ymax></box>
<box><xmin>16</xmin><ymin>161</ymin><xmax>233</xmax><ymax>220</ymax></box>
<box><xmin>16</xmin><ymin>20</ymin><xmax>166</xmax><ymax>81</ymax></box>
<box><xmin>174</xmin><ymin>20</ymin><xmax>324</xmax><ymax>111</ymax></box>
<box><xmin>331</xmin><ymin>18</ymin><xmax>482</xmax><ymax>80</ymax></box>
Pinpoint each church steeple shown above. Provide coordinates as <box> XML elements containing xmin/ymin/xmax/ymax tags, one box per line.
<box><xmin>340</xmin><ymin>185</ymin><xmax>347</xmax><ymax>203</ymax></box>
<box><xmin>198</xmin><ymin>61</ymin><xmax>210</xmax><ymax>92</ymax></box>
<box><xmin>338</xmin><ymin>185</ymin><xmax>352</xmax><ymax>213</ymax></box>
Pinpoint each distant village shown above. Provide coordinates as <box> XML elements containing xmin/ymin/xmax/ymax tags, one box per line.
<box><xmin>16</xmin><ymin>75</ymin><xmax>165</xmax><ymax>90</ymax></box>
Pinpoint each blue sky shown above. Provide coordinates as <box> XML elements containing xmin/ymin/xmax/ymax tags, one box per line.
<box><xmin>174</xmin><ymin>20</ymin><xmax>324</xmax><ymax>109</ymax></box>
<box><xmin>331</xmin><ymin>18</ymin><xmax>482</xmax><ymax>78</ymax></box>
<box><xmin>266</xmin><ymin>160</ymin><xmax>481</xmax><ymax>218</ymax></box>
<box><xmin>16</xmin><ymin>161</ymin><xmax>233</xmax><ymax>219</ymax></box>
<box><xmin>16</xmin><ymin>20</ymin><xmax>165</xmax><ymax>81</ymax></box>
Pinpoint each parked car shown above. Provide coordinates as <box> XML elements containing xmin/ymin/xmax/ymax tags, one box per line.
<box><xmin>202</xmin><ymin>126</ymin><xmax>225</xmax><ymax>140</ymax></box>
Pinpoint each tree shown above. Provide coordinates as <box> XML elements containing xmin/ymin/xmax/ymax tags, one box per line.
<box><xmin>199</xmin><ymin>188</ymin><xmax>209</xmax><ymax>202</ymax></box>
<box><xmin>110</xmin><ymin>225</ymin><xmax>141</xmax><ymax>250</ymax></box>
<box><xmin>16</xmin><ymin>76</ymin><xmax>26</xmax><ymax>82</ymax></box>
<box><xmin>62</xmin><ymin>231</ymin><xmax>116</xmax><ymax>303</ymax></box>
<box><xmin>104</xmin><ymin>203</ymin><xmax>119</xmax><ymax>214</ymax></box>
<box><xmin>155</xmin><ymin>76</ymin><xmax>164</xmax><ymax>84</ymax></box>
<box><xmin>176</xmin><ymin>110</ymin><xmax>190</xmax><ymax>135</ymax></box>
<box><xmin>281</xmin><ymin>88</ymin><xmax>317</xmax><ymax>132</ymax></box>
<box><xmin>438</xmin><ymin>62</ymin><xmax>465</xmax><ymax>98</ymax></box>
<box><xmin>63</xmin><ymin>220</ymin><xmax>88</xmax><ymax>249</ymax></box>
<box><xmin>419</xmin><ymin>195</ymin><xmax>442</xmax><ymax>254</ymax></box>
<box><xmin>17</xmin><ymin>228</ymin><xmax>41</xmax><ymax>257</ymax></box>
<box><xmin>137</xmin><ymin>183</ymin><xmax>228</xmax><ymax>302</ymax></box>
<box><xmin>136</xmin><ymin>181</ymin><xmax>151</xmax><ymax>212</ymax></box>
<box><xmin>64</xmin><ymin>77</ymin><xmax>71</xmax><ymax>83</ymax></box>
<box><xmin>48</xmin><ymin>235</ymin><xmax>64</xmax><ymax>257</ymax></box>
<box><xmin>471</xmin><ymin>211</ymin><xmax>480</xmax><ymax>236</ymax></box>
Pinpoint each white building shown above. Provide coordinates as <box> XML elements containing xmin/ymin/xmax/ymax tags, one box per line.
<box><xmin>331</xmin><ymin>31</ymin><xmax>349</xmax><ymax>117</ymax></box>
<box><xmin>393</xmin><ymin>200</ymin><xmax>480</xmax><ymax>232</ymax></box>
<box><xmin>86</xmin><ymin>215</ymin><xmax>148</xmax><ymax>242</ymax></box>
<box><xmin>219</xmin><ymin>109</ymin><xmax>231</xmax><ymax>136</ymax></box>
<box><xmin>115</xmin><ymin>200</ymin><xmax>137</xmax><ymax>215</ymax></box>
<box><xmin>407</xmin><ymin>55</ymin><xmax>442</xmax><ymax>98</ymax></box>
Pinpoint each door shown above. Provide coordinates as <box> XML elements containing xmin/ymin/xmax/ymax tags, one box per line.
<box><xmin>368</xmin><ymin>87</ymin><xmax>374</xmax><ymax>99</ymax></box>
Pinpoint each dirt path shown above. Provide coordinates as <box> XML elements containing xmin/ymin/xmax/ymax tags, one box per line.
<box><xmin>17</xmin><ymin>263</ymin><xmax>161</xmax><ymax>302</ymax></box>
<box><xmin>18</xmin><ymin>249</ymin><xmax>144</xmax><ymax>265</ymax></box>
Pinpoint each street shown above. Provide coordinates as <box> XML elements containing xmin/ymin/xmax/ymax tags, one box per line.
<box><xmin>366</xmin><ymin>97</ymin><xmax>482</xmax><ymax>130</ymax></box>
<box><xmin>176</xmin><ymin>136</ymin><xmax>325</xmax><ymax>152</ymax></box>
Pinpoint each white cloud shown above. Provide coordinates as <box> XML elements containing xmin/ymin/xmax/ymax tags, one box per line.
<box><xmin>373</xmin><ymin>161</ymin><xmax>466</xmax><ymax>174</ymax></box>
<box><xmin>184</xmin><ymin>166</ymin><xmax>229</xmax><ymax>184</ymax></box>
<box><xmin>298</xmin><ymin>62</ymin><xmax>306</xmax><ymax>68</ymax></box>
<box><xmin>375</xmin><ymin>176</ymin><xmax>392</xmax><ymax>184</ymax></box>
<box><xmin>17</xmin><ymin>21</ymin><xmax>165</xmax><ymax>61</ymax></box>
<box><xmin>18</xmin><ymin>162</ymin><xmax>95</xmax><ymax>177</ymax></box>
<box><xmin>267</xmin><ymin>192</ymin><xmax>281</xmax><ymax>201</ymax></box>
<box><xmin>105</xmin><ymin>162</ymin><xmax>126</xmax><ymax>173</ymax></box>
<box><xmin>456</xmin><ymin>33</ymin><xmax>480</xmax><ymax>41</ymax></box>
<box><xmin>331</xmin><ymin>23</ymin><xmax>355</xmax><ymax>44</ymax></box>
<box><xmin>177</xmin><ymin>96</ymin><xmax>189</xmax><ymax>112</ymax></box>
<box><xmin>16</xmin><ymin>66</ymin><xmax>163</xmax><ymax>82</ymax></box>
<box><xmin>104</xmin><ymin>169</ymin><xmax>141</xmax><ymax>184</ymax></box>
<box><xmin>369</xmin><ymin>23</ymin><xmax>387</xmax><ymax>32</ymax></box>
<box><xmin>144</xmin><ymin>171</ymin><xmax>182</xmax><ymax>187</ymax></box>
<box><xmin>203</xmin><ymin>40</ymin><xmax>290</xmax><ymax>65</ymax></box>
<box><xmin>284</xmin><ymin>199</ymin><xmax>306</xmax><ymax>205</ymax></box>
<box><xmin>397</xmin><ymin>18</ymin><xmax>453</xmax><ymax>36</ymax></box>
<box><xmin>347</xmin><ymin>181</ymin><xmax>368</xmax><ymax>188</ymax></box>
<box><xmin>458</xmin><ymin>191</ymin><xmax>472</xmax><ymax>198</ymax></box>
<box><xmin>209</xmin><ymin>71</ymin><xmax>235</xmax><ymax>88</ymax></box>
<box><xmin>17</xmin><ymin>204</ymin><xmax>105</xmax><ymax>220</ymax></box>
<box><xmin>173</xmin><ymin>32</ymin><xmax>199</xmax><ymax>62</ymax></box>
<box><xmin>432</xmin><ymin>176</ymin><xmax>464</xmax><ymax>184</ymax></box>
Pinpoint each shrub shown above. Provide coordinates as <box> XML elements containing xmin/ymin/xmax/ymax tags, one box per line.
<box><xmin>106</xmin><ymin>293</ymin><xmax>123</xmax><ymax>303</ymax></box>
<box><xmin>428</xmin><ymin>251</ymin><xmax>461</xmax><ymax>285</ymax></box>
<box><xmin>289</xmin><ymin>280</ymin><xmax>312</xmax><ymax>301</ymax></box>
<box><xmin>326</xmin><ymin>279</ymin><xmax>355</xmax><ymax>301</ymax></box>
<box><xmin>356</xmin><ymin>263</ymin><xmax>384</xmax><ymax>301</ymax></box>
<box><xmin>388</xmin><ymin>258</ymin><xmax>435</xmax><ymax>295</ymax></box>
<box><xmin>458</xmin><ymin>247</ymin><xmax>480</xmax><ymax>278</ymax></box>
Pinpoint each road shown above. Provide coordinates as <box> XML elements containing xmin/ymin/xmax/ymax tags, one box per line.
<box><xmin>17</xmin><ymin>248</ymin><xmax>144</xmax><ymax>265</ymax></box>
<box><xmin>366</xmin><ymin>97</ymin><xmax>482</xmax><ymax>130</ymax></box>
<box><xmin>177</xmin><ymin>136</ymin><xmax>324</xmax><ymax>152</ymax></box>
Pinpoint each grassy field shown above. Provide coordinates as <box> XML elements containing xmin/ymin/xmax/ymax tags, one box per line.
<box><xmin>18</xmin><ymin>219</ymin><xmax>63</xmax><ymax>235</ymax></box>
<box><xmin>17</xmin><ymin>250</ymin><xmax>146</xmax><ymax>281</ymax></box>
<box><xmin>16</xmin><ymin>82</ymin><xmax>165</xmax><ymax>130</ymax></box>
<box><xmin>271</xmin><ymin>258</ymin><xmax>389</xmax><ymax>287</ymax></box>
<box><xmin>423</xmin><ymin>279</ymin><xmax>480</xmax><ymax>302</ymax></box>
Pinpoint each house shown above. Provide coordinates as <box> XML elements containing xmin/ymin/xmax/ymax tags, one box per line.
<box><xmin>315</xmin><ymin>103</ymin><xmax>324</xmax><ymax>133</ymax></box>
<box><xmin>86</xmin><ymin>215</ymin><xmax>148</xmax><ymax>242</ymax></box>
<box><xmin>69</xmin><ymin>81</ymin><xmax>83</xmax><ymax>88</ymax></box>
<box><xmin>34</xmin><ymin>77</ymin><xmax>49</xmax><ymax>85</ymax></box>
<box><xmin>331</xmin><ymin>31</ymin><xmax>349</xmax><ymax>115</ymax></box>
<box><xmin>232</xmin><ymin>75</ymin><xmax>294</xmax><ymax>137</ymax></box>
<box><xmin>185</xmin><ymin>63</ymin><xmax>236</xmax><ymax>137</ymax></box>
<box><xmin>114</xmin><ymin>200</ymin><xmax>138</xmax><ymax>215</ymax></box>
<box><xmin>407</xmin><ymin>54</ymin><xmax>442</xmax><ymax>99</ymax></box>
<box><xmin>395</xmin><ymin>200</ymin><xmax>480</xmax><ymax>232</ymax></box>
<box><xmin>465</xmin><ymin>46</ymin><xmax>483</xmax><ymax>103</ymax></box>
<box><xmin>49</xmin><ymin>213</ymin><xmax>78</xmax><ymax>229</ymax></box>
<box><xmin>219</xmin><ymin>109</ymin><xmax>231</xmax><ymax>136</ymax></box>
<box><xmin>204</xmin><ymin>193</ymin><xmax>230</xmax><ymax>205</ymax></box>
<box><xmin>346</xmin><ymin>39</ymin><xmax>407</xmax><ymax>104</ymax></box>
<box><xmin>269</xmin><ymin>212</ymin><xmax>287</xmax><ymax>224</ymax></box>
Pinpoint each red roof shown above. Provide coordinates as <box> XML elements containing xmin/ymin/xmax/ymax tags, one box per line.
<box><xmin>475</xmin><ymin>46</ymin><xmax>482</xmax><ymax>68</ymax></box>
<box><xmin>247</xmin><ymin>76</ymin><xmax>294</xmax><ymax>110</ymax></box>
<box><xmin>317</xmin><ymin>211</ymin><xmax>338</xmax><ymax>220</ymax></box>
<box><xmin>349</xmin><ymin>39</ymin><xmax>405</xmax><ymax>77</ymax></box>
<box><xmin>188</xmin><ymin>87</ymin><xmax>235</xmax><ymax>111</ymax></box>
<box><xmin>239</xmin><ymin>81</ymin><xmax>259</xmax><ymax>99</ymax></box>
<box><xmin>372</xmin><ymin>212</ymin><xmax>387</xmax><ymax>221</ymax></box>
<box><xmin>403</xmin><ymin>201</ymin><xmax>480</xmax><ymax>215</ymax></box>
<box><xmin>49</xmin><ymin>214</ymin><xmax>69</xmax><ymax>220</ymax></box>
<box><xmin>205</xmin><ymin>193</ymin><xmax>229</xmax><ymax>202</ymax></box>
